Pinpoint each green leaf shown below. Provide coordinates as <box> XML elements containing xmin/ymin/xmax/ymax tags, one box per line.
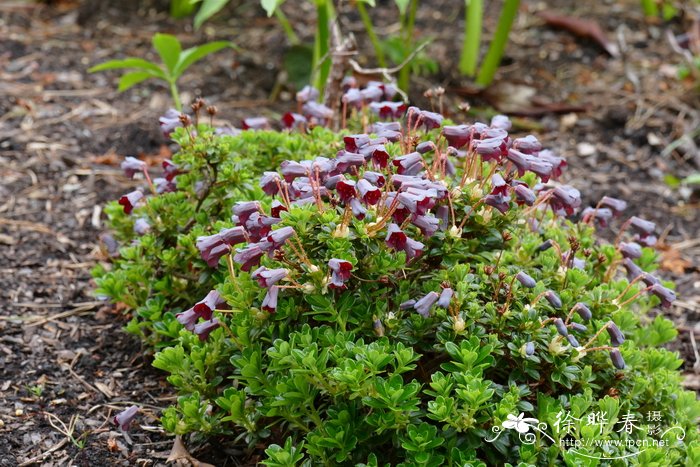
<box><xmin>394</xmin><ymin>0</ymin><xmax>410</xmax><ymax>15</ymax></box>
<box><xmin>88</xmin><ymin>58</ymin><xmax>165</xmax><ymax>78</ymax></box>
<box><xmin>357</xmin><ymin>0</ymin><xmax>376</xmax><ymax>6</ymax></box>
<box><xmin>171</xmin><ymin>0</ymin><xmax>201</xmax><ymax>18</ymax></box>
<box><xmin>194</xmin><ymin>0</ymin><xmax>229</xmax><ymax>29</ymax></box>
<box><xmin>261</xmin><ymin>0</ymin><xmax>285</xmax><ymax>16</ymax></box>
<box><xmin>118</xmin><ymin>71</ymin><xmax>154</xmax><ymax>91</ymax></box>
<box><xmin>152</xmin><ymin>33</ymin><xmax>182</xmax><ymax>75</ymax></box>
<box><xmin>682</xmin><ymin>173</ymin><xmax>700</xmax><ymax>185</ymax></box>
<box><xmin>172</xmin><ymin>41</ymin><xmax>234</xmax><ymax>79</ymax></box>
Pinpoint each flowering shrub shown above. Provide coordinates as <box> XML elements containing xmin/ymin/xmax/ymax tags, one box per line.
<box><xmin>95</xmin><ymin>105</ymin><xmax>700</xmax><ymax>464</ymax></box>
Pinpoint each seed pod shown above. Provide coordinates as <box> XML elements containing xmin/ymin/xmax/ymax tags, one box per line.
<box><xmin>606</xmin><ymin>321</ymin><xmax>625</xmax><ymax>347</ymax></box>
<box><xmin>553</xmin><ymin>318</ymin><xmax>568</xmax><ymax>337</ymax></box>
<box><xmin>610</xmin><ymin>349</ymin><xmax>625</xmax><ymax>370</ymax></box>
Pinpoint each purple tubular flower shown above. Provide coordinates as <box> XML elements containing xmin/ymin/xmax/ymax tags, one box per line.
<box><xmin>280</xmin><ymin>161</ymin><xmax>308</xmax><ymax>182</ymax></box>
<box><xmin>196</xmin><ymin>234</ymin><xmax>227</xmax><ymax>267</ymax></box>
<box><xmin>220</xmin><ymin>227</ymin><xmax>246</xmax><ymax>246</ymax></box>
<box><xmin>437</xmin><ymin>288</ymin><xmax>453</xmax><ymax>308</ymax></box>
<box><xmin>296</xmin><ymin>85</ymin><xmax>319</xmax><ymax>103</ymax></box>
<box><xmin>392</xmin><ymin>152</ymin><xmax>423</xmax><ymax>175</ymax></box>
<box><xmin>302</xmin><ymin>101</ymin><xmax>334</xmax><ymax>121</ymax></box>
<box><xmin>114</xmin><ymin>405</ymin><xmax>139</xmax><ymax>431</ymax></box>
<box><xmin>412</xmin><ymin>214</ymin><xmax>440</xmax><ymax>238</ymax></box>
<box><xmin>582</xmin><ymin>207</ymin><xmax>613</xmax><ymax>227</ymax></box>
<box><xmin>442</xmin><ymin>125</ymin><xmax>471</xmax><ymax>149</ymax></box>
<box><xmin>513</xmin><ymin>135</ymin><xmax>542</xmax><ymax>154</ymax></box>
<box><xmin>545</xmin><ymin>291</ymin><xmax>562</xmax><ymax>309</ymax></box>
<box><xmin>528</xmin><ymin>159</ymin><xmax>554</xmax><ymax>183</ymax></box>
<box><xmin>629</xmin><ymin>216</ymin><xmax>656</xmax><ymax>236</ymax></box>
<box><xmin>386</xmin><ymin>224</ymin><xmax>408</xmax><ymax>250</ymax></box>
<box><xmin>404</xmin><ymin>237</ymin><xmax>425</xmax><ymax>261</ymax></box>
<box><xmin>649</xmin><ymin>284</ymin><xmax>676</xmax><ymax>308</ymax></box>
<box><xmin>336</xmin><ymin>179</ymin><xmax>357</xmax><ymax>203</ymax></box>
<box><xmin>260</xmin><ymin>172</ymin><xmax>281</xmax><ymax>196</ymax></box>
<box><xmin>118</xmin><ymin>190</ymin><xmax>144</xmax><ymax>214</ymax></box>
<box><xmin>162</xmin><ymin>159</ymin><xmax>179</xmax><ymax>181</ymax></box>
<box><xmin>262</xmin><ymin>285</ymin><xmax>280</xmax><ymax>313</ymax></box>
<box><xmin>233</xmin><ymin>201</ymin><xmax>261</xmax><ymax>225</ymax></box>
<box><xmin>233</xmin><ymin>244</ymin><xmax>264</xmax><ymax>272</ymax></box>
<box><xmin>606</xmin><ymin>321</ymin><xmax>625</xmax><ymax>346</ymax></box>
<box><xmin>490</xmin><ymin>114</ymin><xmax>512</xmax><ymax>130</ymax></box>
<box><xmin>159</xmin><ymin>108</ymin><xmax>182</xmax><ymax>137</ymax></box>
<box><xmin>574</xmin><ymin>303</ymin><xmax>592</xmax><ymax>321</ymax></box>
<box><xmin>344</xmin><ymin>134</ymin><xmax>370</xmax><ymax>152</ymax></box>
<box><xmin>194</xmin><ymin>318</ymin><xmax>221</xmax><ymax>341</ymax></box>
<box><xmin>619</xmin><ymin>242</ymin><xmax>642</xmax><ymax>259</ymax></box>
<box><xmin>524</xmin><ymin>342</ymin><xmax>535</xmax><ymax>356</ymax></box>
<box><xmin>436</xmin><ymin>205</ymin><xmax>449</xmax><ymax>231</ymax></box>
<box><xmin>610</xmin><ymin>349</ymin><xmax>625</xmax><ymax>369</ymax></box>
<box><xmin>193</xmin><ymin>290</ymin><xmax>227</xmax><ymax>320</ymax></box>
<box><xmin>484</xmin><ymin>193</ymin><xmax>511</xmax><ymax>214</ymax></box>
<box><xmin>334</xmin><ymin>151</ymin><xmax>366</xmax><ymax>174</ymax></box>
<box><xmin>599</xmin><ymin>196</ymin><xmax>627</xmax><ymax>215</ymax></box>
<box><xmin>251</xmin><ymin>267</ymin><xmax>288</xmax><ymax>288</ymax></box>
<box><xmin>418</xmin><ymin>110</ymin><xmax>444</xmax><ymax>130</ymax></box>
<box><xmin>121</xmin><ymin>156</ymin><xmax>147</xmax><ymax>179</ymax></box>
<box><xmin>416</xmin><ymin>141</ymin><xmax>436</xmax><ymax>154</ymax></box>
<box><xmin>342</xmin><ymin>88</ymin><xmax>363</xmax><ymax>109</ymax></box>
<box><xmin>621</xmin><ymin>258</ymin><xmax>646</xmax><ymax>281</ymax></box>
<box><xmin>349</xmin><ymin>198</ymin><xmax>367</xmax><ymax>219</ymax></box>
<box><xmin>515</xmin><ymin>271</ymin><xmax>536</xmax><ymax>288</ymax></box>
<box><xmin>635</xmin><ymin>234</ymin><xmax>657</xmax><ymax>247</ymax></box>
<box><xmin>270</xmin><ymin>200</ymin><xmax>288</xmax><ymax>218</ymax></box>
<box><xmin>474</xmin><ymin>137</ymin><xmax>507</xmax><ymax>161</ymax></box>
<box><xmin>553</xmin><ymin>318</ymin><xmax>568</xmax><ymax>337</ymax></box>
<box><xmin>506</xmin><ymin>148</ymin><xmax>531</xmax><ymax>176</ymax></box>
<box><xmin>400</xmin><ymin>299</ymin><xmax>416</xmax><ymax>310</ymax></box>
<box><xmin>341</xmin><ymin>76</ymin><xmax>357</xmax><ymax>91</ymax></box>
<box><xmin>154</xmin><ymin>177</ymin><xmax>176</xmax><ymax>194</ymax></box>
<box><xmin>361</xmin><ymin>86</ymin><xmax>383</xmax><ymax>103</ymax></box>
<box><xmin>550</xmin><ymin>186</ymin><xmax>582</xmax><ymax>216</ymax></box>
<box><xmin>241</xmin><ymin>117</ymin><xmax>270</xmax><ymax>130</ymax></box>
<box><xmin>267</xmin><ymin>226</ymin><xmax>295</xmax><ymax>248</ymax></box>
<box><xmin>357</xmin><ymin>179</ymin><xmax>381</xmax><ymax>205</ymax></box>
<box><xmin>133</xmin><ymin>218</ymin><xmax>150</xmax><ymax>235</ymax></box>
<box><xmin>537</xmin><ymin>150</ymin><xmax>567</xmax><ymax>179</ymax></box>
<box><xmin>514</xmin><ymin>185</ymin><xmax>536</xmax><ymax>206</ymax></box>
<box><xmin>571</xmin><ymin>322</ymin><xmax>587</xmax><ymax>333</ymax></box>
<box><xmin>281</xmin><ymin>112</ymin><xmax>307</xmax><ymax>129</ymax></box>
<box><xmin>176</xmin><ymin>308</ymin><xmax>199</xmax><ymax>331</ymax></box>
<box><xmin>414</xmin><ymin>291</ymin><xmax>439</xmax><ymax>318</ymax></box>
<box><xmin>329</xmin><ymin>259</ymin><xmax>353</xmax><ymax>289</ymax></box>
<box><xmin>538</xmin><ymin>239</ymin><xmax>553</xmax><ymax>252</ymax></box>
<box><xmin>491</xmin><ymin>174</ymin><xmax>508</xmax><ymax>195</ymax></box>
<box><xmin>363</xmin><ymin>171</ymin><xmax>386</xmax><ymax>188</ymax></box>
<box><xmin>566</xmin><ymin>335</ymin><xmax>580</xmax><ymax>347</ymax></box>
<box><xmin>371</xmin><ymin>121</ymin><xmax>402</xmax><ymax>133</ymax></box>
<box><xmin>369</xmin><ymin>101</ymin><xmax>407</xmax><ymax>119</ymax></box>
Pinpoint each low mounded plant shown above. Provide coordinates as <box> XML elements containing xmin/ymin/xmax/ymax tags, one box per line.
<box><xmin>96</xmin><ymin>97</ymin><xmax>700</xmax><ymax>465</ymax></box>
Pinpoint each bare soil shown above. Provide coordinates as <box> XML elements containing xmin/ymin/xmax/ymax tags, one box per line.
<box><xmin>1</xmin><ymin>0</ymin><xmax>698</xmax><ymax>465</ymax></box>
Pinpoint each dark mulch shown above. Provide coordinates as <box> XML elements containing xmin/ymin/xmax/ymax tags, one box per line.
<box><xmin>1</xmin><ymin>0</ymin><xmax>698</xmax><ymax>464</ymax></box>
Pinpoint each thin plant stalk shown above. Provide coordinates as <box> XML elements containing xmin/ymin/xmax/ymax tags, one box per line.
<box><xmin>275</xmin><ymin>8</ymin><xmax>301</xmax><ymax>45</ymax></box>
<box><xmin>169</xmin><ymin>80</ymin><xmax>182</xmax><ymax>112</ymax></box>
<box><xmin>475</xmin><ymin>0</ymin><xmax>520</xmax><ymax>87</ymax></box>
<box><xmin>357</xmin><ymin>1</ymin><xmax>386</xmax><ymax>67</ymax></box>
<box><xmin>313</xmin><ymin>0</ymin><xmax>333</xmax><ymax>95</ymax></box>
<box><xmin>459</xmin><ymin>0</ymin><xmax>483</xmax><ymax>77</ymax></box>
<box><xmin>398</xmin><ymin>0</ymin><xmax>418</xmax><ymax>91</ymax></box>
<box><xmin>640</xmin><ymin>0</ymin><xmax>659</xmax><ymax>17</ymax></box>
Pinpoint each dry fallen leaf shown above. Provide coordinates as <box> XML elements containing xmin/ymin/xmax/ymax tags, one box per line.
<box><xmin>658</xmin><ymin>243</ymin><xmax>692</xmax><ymax>274</ymax></box>
<box><xmin>538</xmin><ymin>11</ymin><xmax>620</xmax><ymax>58</ymax></box>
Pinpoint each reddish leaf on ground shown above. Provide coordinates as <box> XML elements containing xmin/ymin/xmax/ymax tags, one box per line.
<box><xmin>538</xmin><ymin>11</ymin><xmax>619</xmax><ymax>57</ymax></box>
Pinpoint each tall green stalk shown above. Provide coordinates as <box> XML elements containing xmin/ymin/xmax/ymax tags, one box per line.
<box><xmin>275</xmin><ymin>8</ymin><xmax>301</xmax><ymax>45</ymax></box>
<box><xmin>459</xmin><ymin>0</ymin><xmax>483</xmax><ymax>77</ymax></box>
<box><xmin>398</xmin><ymin>0</ymin><xmax>418</xmax><ymax>92</ymax></box>
<box><xmin>640</xmin><ymin>0</ymin><xmax>659</xmax><ymax>17</ymax></box>
<box><xmin>313</xmin><ymin>0</ymin><xmax>332</xmax><ymax>95</ymax></box>
<box><xmin>475</xmin><ymin>0</ymin><xmax>519</xmax><ymax>87</ymax></box>
<box><xmin>357</xmin><ymin>1</ymin><xmax>386</xmax><ymax>67</ymax></box>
